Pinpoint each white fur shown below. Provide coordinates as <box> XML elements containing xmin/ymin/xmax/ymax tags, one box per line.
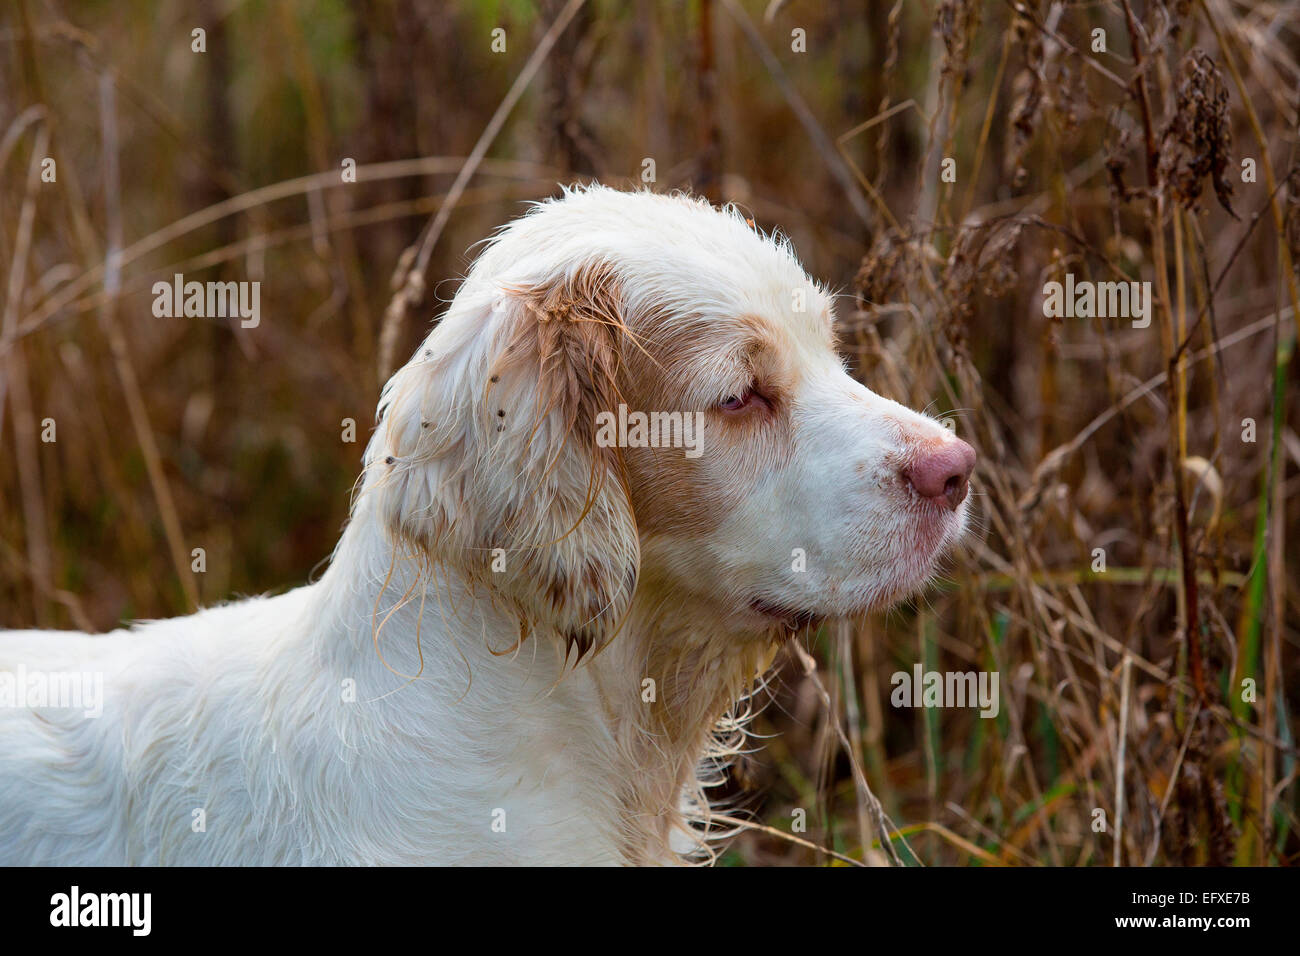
<box><xmin>0</xmin><ymin>186</ymin><xmax>970</xmax><ymax>865</ymax></box>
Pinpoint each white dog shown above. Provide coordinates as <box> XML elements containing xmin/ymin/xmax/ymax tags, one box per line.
<box><xmin>0</xmin><ymin>185</ymin><xmax>974</xmax><ymax>865</ymax></box>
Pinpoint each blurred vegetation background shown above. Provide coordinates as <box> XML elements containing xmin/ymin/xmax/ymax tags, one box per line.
<box><xmin>1</xmin><ymin>0</ymin><xmax>1297</xmax><ymax>865</ymax></box>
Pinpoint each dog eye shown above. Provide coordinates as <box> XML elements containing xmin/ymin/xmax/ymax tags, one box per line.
<box><xmin>719</xmin><ymin>388</ymin><xmax>768</xmax><ymax>412</ymax></box>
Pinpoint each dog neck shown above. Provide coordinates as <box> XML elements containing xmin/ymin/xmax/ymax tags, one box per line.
<box><xmin>306</xmin><ymin>493</ymin><xmax>776</xmax><ymax>864</ymax></box>
<box><xmin>582</xmin><ymin>592</ymin><xmax>779</xmax><ymax>863</ymax></box>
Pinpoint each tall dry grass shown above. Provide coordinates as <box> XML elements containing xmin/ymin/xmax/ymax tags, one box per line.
<box><xmin>0</xmin><ymin>0</ymin><xmax>1295</xmax><ymax>865</ymax></box>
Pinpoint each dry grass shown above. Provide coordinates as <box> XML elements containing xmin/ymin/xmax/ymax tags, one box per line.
<box><xmin>0</xmin><ymin>0</ymin><xmax>1296</xmax><ymax>865</ymax></box>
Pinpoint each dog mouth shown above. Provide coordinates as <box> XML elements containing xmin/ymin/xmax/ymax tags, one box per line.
<box><xmin>748</xmin><ymin>598</ymin><xmax>825</xmax><ymax>632</ymax></box>
<box><xmin>742</xmin><ymin>508</ymin><xmax>968</xmax><ymax>631</ymax></box>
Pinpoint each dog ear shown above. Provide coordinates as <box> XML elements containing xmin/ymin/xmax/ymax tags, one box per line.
<box><xmin>371</xmin><ymin>262</ymin><xmax>638</xmax><ymax>658</ymax></box>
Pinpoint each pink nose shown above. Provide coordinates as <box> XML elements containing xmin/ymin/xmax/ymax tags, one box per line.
<box><xmin>904</xmin><ymin>438</ymin><xmax>976</xmax><ymax>511</ymax></box>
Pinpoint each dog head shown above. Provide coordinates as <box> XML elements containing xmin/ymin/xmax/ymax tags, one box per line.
<box><xmin>369</xmin><ymin>185</ymin><xmax>974</xmax><ymax>650</ymax></box>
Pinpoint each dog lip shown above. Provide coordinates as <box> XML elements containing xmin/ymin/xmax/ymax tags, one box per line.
<box><xmin>907</xmin><ymin>496</ymin><xmax>966</xmax><ymax>540</ymax></box>
<box><xmin>916</xmin><ymin>493</ymin><xmax>968</xmax><ymax>514</ymax></box>
<box><xmin>748</xmin><ymin>598</ymin><xmax>822</xmax><ymax>630</ymax></box>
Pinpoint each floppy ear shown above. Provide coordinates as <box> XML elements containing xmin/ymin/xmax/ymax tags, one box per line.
<box><xmin>370</xmin><ymin>262</ymin><xmax>639</xmax><ymax>658</ymax></box>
